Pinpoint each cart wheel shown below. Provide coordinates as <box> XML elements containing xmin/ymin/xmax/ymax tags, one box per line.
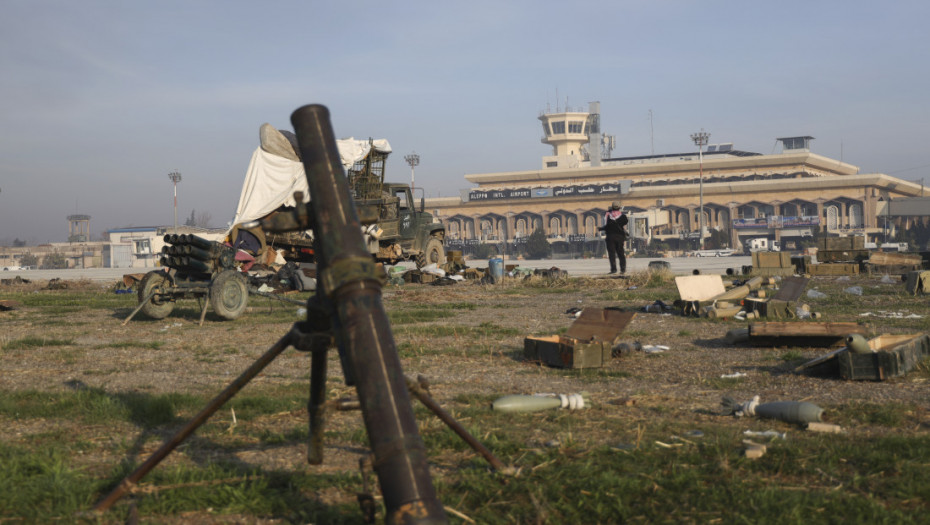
<box><xmin>416</xmin><ymin>237</ymin><xmax>445</xmax><ymax>269</ymax></box>
<box><xmin>138</xmin><ymin>271</ymin><xmax>174</xmax><ymax>319</ymax></box>
<box><xmin>210</xmin><ymin>270</ymin><xmax>249</xmax><ymax>320</ymax></box>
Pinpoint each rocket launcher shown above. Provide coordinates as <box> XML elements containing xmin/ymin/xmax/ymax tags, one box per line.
<box><xmin>160</xmin><ymin>234</ymin><xmax>235</xmax><ymax>274</ymax></box>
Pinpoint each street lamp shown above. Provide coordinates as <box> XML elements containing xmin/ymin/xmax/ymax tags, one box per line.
<box><xmin>168</xmin><ymin>170</ymin><xmax>182</xmax><ymax>233</ymax></box>
<box><xmin>404</xmin><ymin>152</ymin><xmax>420</xmax><ymax>193</ymax></box>
<box><xmin>690</xmin><ymin>129</ymin><xmax>710</xmax><ymax>250</ymax></box>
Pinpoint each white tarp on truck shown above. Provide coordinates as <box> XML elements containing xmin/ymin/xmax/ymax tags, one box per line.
<box><xmin>229</xmin><ymin>123</ymin><xmax>391</xmax><ymax>229</ymax></box>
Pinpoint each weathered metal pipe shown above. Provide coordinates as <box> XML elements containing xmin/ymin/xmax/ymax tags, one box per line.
<box><xmin>291</xmin><ymin>104</ymin><xmax>446</xmax><ymax>524</ymax></box>
<box><xmin>181</xmin><ymin>244</ymin><xmax>213</xmax><ymax>261</ymax></box>
<box><xmin>179</xmin><ymin>256</ymin><xmax>211</xmax><ymax>274</ymax></box>
<box><xmin>181</xmin><ymin>234</ymin><xmax>215</xmax><ymax>251</ymax></box>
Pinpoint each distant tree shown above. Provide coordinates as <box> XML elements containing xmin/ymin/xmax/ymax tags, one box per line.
<box><xmin>195</xmin><ymin>211</ymin><xmax>213</xmax><ymax>228</ymax></box>
<box><xmin>20</xmin><ymin>253</ymin><xmax>38</xmax><ymax>268</ymax></box>
<box><xmin>13</xmin><ymin>238</ymin><xmax>26</xmax><ymax>247</ymax></box>
<box><xmin>475</xmin><ymin>243</ymin><xmax>498</xmax><ymax>259</ymax></box>
<box><xmin>41</xmin><ymin>252</ymin><xmax>68</xmax><ymax>269</ymax></box>
<box><xmin>706</xmin><ymin>229</ymin><xmax>729</xmax><ymax>249</ymax></box>
<box><xmin>185</xmin><ymin>209</ymin><xmax>213</xmax><ymax>228</ymax></box>
<box><xmin>525</xmin><ymin>228</ymin><xmax>551</xmax><ymax>259</ymax></box>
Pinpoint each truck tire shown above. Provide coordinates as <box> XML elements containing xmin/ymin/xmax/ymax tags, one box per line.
<box><xmin>138</xmin><ymin>271</ymin><xmax>174</xmax><ymax>319</ymax></box>
<box><xmin>416</xmin><ymin>237</ymin><xmax>445</xmax><ymax>269</ymax></box>
<box><xmin>210</xmin><ymin>270</ymin><xmax>249</xmax><ymax>320</ymax></box>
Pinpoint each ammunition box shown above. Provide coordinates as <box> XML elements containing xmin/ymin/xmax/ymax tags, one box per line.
<box><xmin>837</xmin><ymin>334</ymin><xmax>930</xmax><ymax>381</ymax></box>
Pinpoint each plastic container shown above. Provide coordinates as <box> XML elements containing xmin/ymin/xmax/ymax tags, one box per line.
<box><xmin>488</xmin><ymin>257</ymin><xmax>504</xmax><ymax>282</ymax></box>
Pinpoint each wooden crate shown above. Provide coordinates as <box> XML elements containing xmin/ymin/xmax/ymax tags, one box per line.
<box><xmin>752</xmin><ymin>251</ymin><xmax>792</xmax><ymax>269</ymax></box>
<box><xmin>819</xmin><ymin>236</ymin><xmax>864</xmax><ymax>251</ymax></box>
<box><xmin>837</xmin><ymin>334</ymin><xmax>930</xmax><ymax>381</ymax></box>
<box><xmin>808</xmin><ymin>263</ymin><xmax>859</xmax><ymax>276</ymax></box>
<box><xmin>524</xmin><ymin>309</ymin><xmax>635</xmax><ymax>368</ymax></box>
<box><xmin>817</xmin><ymin>250</ymin><xmax>870</xmax><ymax>263</ymax></box>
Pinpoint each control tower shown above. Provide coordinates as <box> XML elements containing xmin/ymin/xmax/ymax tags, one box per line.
<box><xmin>539</xmin><ymin>104</ymin><xmax>591</xmax><ymax>170</ymax></box>
<box><xmin>68</xmin><ymin>214</ymin><xmax>91</xmax><ymax>243</ymax></box>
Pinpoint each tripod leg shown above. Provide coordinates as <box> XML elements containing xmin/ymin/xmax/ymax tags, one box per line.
<box><xmin>406</xmin><ymin>377</ymin><xmax>506</xmax><ymax>472</ymax></box>
<box><xmin>308</xmin><ymin>347</ymin><xmax>328</xmax><ymax>465</ymax></box>
<box><xmin>121</xmin><ymin>291</ymin><xmax>156</xmax><ymax>326</ymax></box>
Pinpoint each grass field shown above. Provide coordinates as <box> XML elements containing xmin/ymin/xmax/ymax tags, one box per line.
<box><xmin>1</xmin><ymin>271</ymin><xmax>929</xmax><ymax>524</ymax></box>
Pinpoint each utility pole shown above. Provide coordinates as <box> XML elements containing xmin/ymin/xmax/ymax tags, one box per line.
<box><xmin>690</xmin><ymin>130</ymin><xmax>710</xmax><ymax>250</ymax></box>
<box><xmin>168</xmin><ymin>170</ymin><xmax>182</xmax><ymax>233</ymax></box>
<box><xmin>404</xmin><ymin>152</ymin><xmax>420</xmax><ymax>193</ymax></box>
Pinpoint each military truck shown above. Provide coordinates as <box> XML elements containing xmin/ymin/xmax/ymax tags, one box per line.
<box><xmin>229</xmin><ymin>125</ymin><xmax>445</xmax><ymax>268</ymax></box>
<box><xmin>347</xmin><ymin>145</ymin><xmax>445</xmax><ymax>268</ymax></box>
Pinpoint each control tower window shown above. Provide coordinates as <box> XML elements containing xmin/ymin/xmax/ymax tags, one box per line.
<box><xmin>541</xmin><ymin>122</ymin><xmax>551</xmax><ymax>136</ymax></box>
<box><xmin>568</xmin><ymin>121</ymin><xmax>584</xmax><ymax>134</ymax></box>
<box><xmin>551</xmin><ymin>121</ymin><xmax>565</xmax><ymax>134</ymax></box>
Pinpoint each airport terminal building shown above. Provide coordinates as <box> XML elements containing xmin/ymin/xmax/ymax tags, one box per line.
<box><xmin>425</xmin><ymin>103</ymin><xmax>925</xmax><ymax>254</ymax></box>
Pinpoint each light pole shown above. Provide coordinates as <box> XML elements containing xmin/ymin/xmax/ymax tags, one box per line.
<box><xmin>404</xmin><ymin>152</ymin><xmax>419</xmax><ymax>193</ymax></box>
<box><xmin>691</xmin><ymin>129</ymin><xmax>710</xmax><ymax>250</ymax></box>
<box><xmin>168</xmin><ymin>170</ymin><xmax>182</xmax><ymax>233</ymax></box>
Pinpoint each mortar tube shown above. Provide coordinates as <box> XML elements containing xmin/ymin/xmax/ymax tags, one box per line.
<box><xmin>291</xmin><ymin>104</ymin><xmax>446</xmax><ymax>524</ymax></box>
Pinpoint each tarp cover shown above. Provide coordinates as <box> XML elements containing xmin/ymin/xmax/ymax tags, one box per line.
<box><xmin>229</xmin><ymin>127</ymin><xmax>391</xmax><ymax>229</ymax></box>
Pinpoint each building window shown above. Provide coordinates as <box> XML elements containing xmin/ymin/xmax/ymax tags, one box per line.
<box><xmin>134</xmin><ymin>239</ymin><xmax>152</xmax><ymax>255</ymax></box>
<box><xmin>551</xmin><ymin>121</ymin><xmax>565</xmax><ymax>134</ymax></box>
<box><xmin>568</xmin><ymin>121</ymin><xmax>583</xmax><ymax>134</ymax></box>
<box><xmin>541</xmin><ymin>122</ymin><xmax>551</xmax><ymax>137</ymax></box>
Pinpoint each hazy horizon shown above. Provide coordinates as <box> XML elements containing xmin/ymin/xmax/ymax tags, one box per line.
<box><xmin>2</xmin><ymin>1</ymin><xmax>929</xmax><ymax>245</ymax></box>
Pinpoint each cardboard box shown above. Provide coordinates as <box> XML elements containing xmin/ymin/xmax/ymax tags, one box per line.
<box><xmin>524</xmin><ymin>308</ymin><xmax>635</xmax><ymax>368</ymax></box>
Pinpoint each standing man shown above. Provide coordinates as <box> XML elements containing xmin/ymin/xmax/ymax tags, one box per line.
<box><xmin>600</xmin><ymin>201</ymin><xmax>628</xmax><ymax>274</ymax></box>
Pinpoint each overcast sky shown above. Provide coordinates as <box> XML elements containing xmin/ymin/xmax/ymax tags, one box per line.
<box><xmin>2</xmin><ymin>1</ymin><xmax>928</xmax><ymax>244</ymax></box>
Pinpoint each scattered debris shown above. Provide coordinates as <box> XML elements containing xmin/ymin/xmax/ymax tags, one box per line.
<box><xmin>611</xmin><ymin>341</ymin><xmax>641</xmax><ymax>356</ymax></box>
<box><xmin>608</xmin><ymin>397</ymin><xmax>636</xmax><ymax>406</ymax></box>
<box><xmin>647</xmin><ymin>260</ymin><xmax>671</xmax><ymax>271</ymax></box>
<box><xmin>844</xmin><ymin>286</ymin><xmax>864</xmax><ymax>296</ymax></box>
<box><xmin>722</xmin><ymin>395</ymin><xmax>824</xmax><ymax>425</ymax></box>
<box><xmin>492</xmin><ymin>392</ymin><xmax>589</xmax><ymax>413</ymax></box>
<box><xmin>859</xmin><ymin>311</ymin><xmax>923</xmax><ymax>319</ymax></box>
<box><xmin>806</xmin><ymin>422</ymin><xmax>844</xmax><ymax>434</ymax></box>
<box><xmin>47</xmin><ymin>278</ymin><xmax>68</xmax><ymax>290</ymax></box>
<box><xmin>720</xmin><ymin>372</ymin><xmax>747</xmax><ymax>379</ymax></box>
<box><xmin>0</xmin><ymin>299</ymin><xmax>22</xmax><ymax>311</ymax></box>
<box><xmin>743</xmin><ymin>440</ymin><xmax>767</xmax><ymax>459</ymax></box>
<box><xmin>642</xmin><ymin>344</ymin><xmax>668</xmax><ymax>354</ymax></box>
<box><xmin>743</xmin><ymin>430</ymin><xmax>787</xmax><ymax>440</ymax></box>
<box><xmin>641</xmin><ymin>300</ymin><xmax>672</xmax><ymax>313</ymax></box>
<box><xmin>524</xmin><ymin>308</ymin><xmax>635</xmax><ymax>368</ymax></box>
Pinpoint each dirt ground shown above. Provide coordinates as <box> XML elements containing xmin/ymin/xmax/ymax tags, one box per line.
<box><xmin>1</xmin><ymin>272</ymin><xmax>929</xmax><ymax>490</ymax></box>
